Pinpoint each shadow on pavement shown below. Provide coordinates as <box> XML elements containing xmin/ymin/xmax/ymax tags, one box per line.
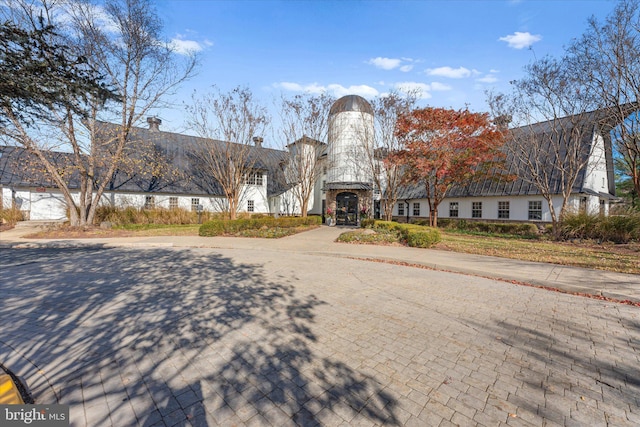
<box><xmin>0</xmin><ymin>245</ymin><xmax>399</xmax><ymax>426</ymax></box>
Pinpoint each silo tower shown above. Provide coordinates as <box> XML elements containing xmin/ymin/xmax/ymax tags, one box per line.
<box><xmin>325</xmin><ymin>95</ymin><xmax>375</xmax><ymax>226</ymax></box>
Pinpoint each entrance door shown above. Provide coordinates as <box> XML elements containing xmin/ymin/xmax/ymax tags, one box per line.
<box><xmin>336</xmin><ymin>192</ymin><xmax>358</xmax><ymax>225</ymax></box>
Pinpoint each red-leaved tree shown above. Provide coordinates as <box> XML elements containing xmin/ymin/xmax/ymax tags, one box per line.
<box><xmin>394</xmin><ymin>107</ymin><xmax>506</xmax><ymax>227</ymax></box>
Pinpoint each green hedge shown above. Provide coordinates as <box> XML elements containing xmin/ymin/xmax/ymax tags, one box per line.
<box><xmin>436</xmin><ymin>218</ymin><xmax>539</xmax><ymax>237</ymax></box>
<box><xmin>199</xmin><ymin>215</ymin><xmax>321</xmax><ymax>236</ymax></box>
<box><xmin>367</xmin><ymin>220</ymin><xmax>441</xmax><ymax>248</ymax></box>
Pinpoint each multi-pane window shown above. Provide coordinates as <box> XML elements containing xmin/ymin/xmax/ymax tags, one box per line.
<box><xmin>472</xmin><ymin>201</ymin><xmax>482</xmax><ymax>218</ymax></box>
<box><xmin>528</xmin><ymin>201</ymin><xmax>542</xmax><ymax>220</ymax></box>
<box><xmin>398</xmin><ymin>202</ymin><xmax>404</xmax><ymax>216</ymax></box>
<box><xmin>498</xmin><ymin>201</ymin><xmax>510</xmax><ymax>219</ymax></box>
<box><xmin>144</xmin><ymin>195</ymin><xmax>155</xmax><ymax>210</ymax></box>
<box><xmin>247</xmin><ymin>200</ymin><xmax>254</xmax><ymax>212</ymax></box>
<box><xmin>449</xmin><ymin>202</ymin><xmax>459</xmax><ymax>218</ymax></box>
<box><xmin>169</xmin><ymin>197</ymin><xmax>178</xmax><ymax>210</ymax></box>
<box><xmin>191</xmin><ymin>198</ymin><xmax>200</xmax><ymax>212</ymax></box>
<box><xmin>413</xmin><ymin>202</ymin><xmax>420</xmax><ymax>216</ymax></box>
<box><xmin>244</xmin><ymin>171</ymin><xmax>263</xmax><ymax>186</ymax></box>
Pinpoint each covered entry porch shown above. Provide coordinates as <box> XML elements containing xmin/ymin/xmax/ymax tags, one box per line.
<box><xmin>324</xmin><ymin>183</ymin><xmax>373</xmax><ymax>227</ymax></box>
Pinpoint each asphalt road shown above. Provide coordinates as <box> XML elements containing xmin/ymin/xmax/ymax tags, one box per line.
<box><xmin>1</xmin><ymin>244</ymin><xmax>639</xmax><ymax>426</ymax></box>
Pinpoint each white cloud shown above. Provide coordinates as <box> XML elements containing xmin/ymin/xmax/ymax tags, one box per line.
<box><xmin>274</xmin><ymin>82</ymin><xmax>379</xmax><ymax>98</ymax></box>
<box><xmin>276</xmin><ymin>82</ymin><xmax>304</xmax><ymax>91</ymax></box>
<box><xmin>327</xmin><ymin>84</ymin><xmax>379</xmax><ymax>98</ymax></box>
<box><xmin>477</xmin><ymin>74</ymin><xmax>498</xmax><ymax>83</ymax></box>
<box><xmin>394</xmin><ymin>82</ymin><xmax>430</xmax><ymax>95</ymax></box>
<box><xmin>368</xmin><ymin>57</ymin><xmax>402</xmax><ymax>70</ymax></box>
<box><xmin>168</xmin><ymin>35</ymin><xmax>211</xmax><ymax>55</ymax></box>
<box><xmin>426</xmin><ymin>66</ymin><xmax>472</xmax><ymax>79</ymax></box>
<box><xmin>367</xmin><ymin>56</ymin><xmax>416</xmax><ymax>72</ymax></box>
<box><xmin>392</xmin><ymin>81</ymin><xmax>453</xmax><ymax>99</ymax></box>
<box><xmin>499</xmin><ymin>31</ymin><xmax>542</xmax><ymax>49</ymax></box>
<box><xmin>430</xmin><ymin>82</ymin><xmax>452</xmax><ymax>91</ymax></box>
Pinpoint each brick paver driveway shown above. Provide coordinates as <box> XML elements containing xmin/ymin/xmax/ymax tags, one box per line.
<box><xmin>1</xmin><ymin>245</ymin><xmax>639</xmax><ymax>426</ymax></box>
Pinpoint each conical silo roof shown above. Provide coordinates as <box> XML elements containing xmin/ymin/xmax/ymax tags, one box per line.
<box><xmin>329</xmin><ymin>95</ymin><xmax>373</xmax><ymax>116</ymax></box>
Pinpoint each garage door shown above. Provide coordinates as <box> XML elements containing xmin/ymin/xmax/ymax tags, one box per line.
<box><xmin>29</xmin><ymin>192</ymin><xmax>67</xmax><ymax>220</ymax></box>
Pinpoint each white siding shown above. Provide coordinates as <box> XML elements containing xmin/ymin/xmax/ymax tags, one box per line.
<box><xmin>327</xmin><ymin>111</ymin><xmax>374</xmax><ymax>183</ymax></box>
<box><xmin>583</xmin><ymin>132</ymin><xmax>609</xmax><ymax>194</ymax></box>
<box><xmin>396</xmin><ymin>194</ymin><xmax>602</xmax><ymax>222</ymax></box>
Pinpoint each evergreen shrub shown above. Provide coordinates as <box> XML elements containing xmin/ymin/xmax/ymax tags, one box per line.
<box><xmin>367</xmin><ymin>220</ymin><xmax>441</xmax><ymax>248</ymax></box>
<box><xmin>437</xmin><ymin>218</ymin><xmax>538</xmax><ymax>237</ymax></box>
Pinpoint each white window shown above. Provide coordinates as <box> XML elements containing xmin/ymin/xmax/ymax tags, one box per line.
<box><xmin>247</xmin><ymin>200</ymin><xmax>254</xmax><ymax>212</ymax></box>
<box><xmin>498</xmin><ymin>201</ymin><xmax>510</xmax><ymax>219</ymax></box>
<box><xmin>144</xmin><ymin>195</ymin><xmax>155</xmax><ymax>210</ymax></box>
<box><xmin>191</xmin><ymin>198</ymin><xmax>200</xmax><ymax>212</ymax></box>
<box><xmin>244</xmin><ymin>172</ymin><xmax>263</xmax><ymax>186</ymax></box>
<box><xmin>169</xmin><ymin>197</ymin><xmax>178</xmax><ymax>210</ymax></box>
<box><xmin>413</xmin><ymin>202</ymin><xmax>420</xmax><ymax>216</ymax></box>
<box><xmin>528</xmin><ymin>201</ymin><xmax>542</xmax><ymax>220</ymax></box>
<box><xmin>398</xmin><ymin>202</ymin><xmax>404</xmax><ymax>216</ymax></box>
<box><xmin>449</xmin><ymin>202</ymin><xmax>458</xmax><ymax>218</ymax></box>
<box><xmin>472</xmin><ymin>201</ymin><xmax>482</xmax><ymax>218</ymax></box>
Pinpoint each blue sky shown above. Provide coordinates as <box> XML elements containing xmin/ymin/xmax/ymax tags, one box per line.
<box><xmin>151</xmin><ymin>0</ymin><xmax>618</xmax><ymax>134</ymax></box>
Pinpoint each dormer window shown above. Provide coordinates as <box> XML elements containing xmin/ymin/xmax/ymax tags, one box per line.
<box><xmin>244</xmin><ymin>171</ymin><xmax>263</xmax><ymax>186</ymax></box>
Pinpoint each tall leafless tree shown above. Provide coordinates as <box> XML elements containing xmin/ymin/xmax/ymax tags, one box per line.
<box><xmin>488</xmin><ymin>55</ymin><xmax>599</xmax><ymax>237</ymax></box>
<box><xmin>568</xmin><ymin>0</ymin><xmax>640</xmax><ymax>207</ymax></box>
<box><xmin>187</xmin><ymin>86</ymin><xmax>269</xmax><ymax>220</ymax></box>
<box><xmin>358</xmin><ymin>91</ymin><xmax>418</xmax><ymax>220</ymax></box>
<box><xmin>278</xmin><ymin>93</ymin><xmax>335</xmax><ymax>216</ymax></box>
<box><xmin>1</xmin><ymin>0</ymin><xmax>196</xmax><ymax>226</ymax></box>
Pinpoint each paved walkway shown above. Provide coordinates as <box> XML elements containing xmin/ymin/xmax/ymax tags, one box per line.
<box><xmin>1</xmin><ymin>225</ymin><xmax>640</xmax><ymax>426</ymax></box>
<box><xmin>2</xmin><ymin>225</ymin><xmax>639</xmax><ymax>303</ymax></box>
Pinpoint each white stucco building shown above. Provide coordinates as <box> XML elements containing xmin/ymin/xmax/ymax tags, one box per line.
<box><xmin>0</xmin><ymin>95</ymin><xmax>621</xmax><ymax>224</ymax></box>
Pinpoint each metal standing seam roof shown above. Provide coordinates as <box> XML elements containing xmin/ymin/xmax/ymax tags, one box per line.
<box><xmin>0</xmin><ymin>121</ymin><xmax>294</xmax><ymax>198</ymax></box>
<box><xmin>323</xmin><ymin>182</ymin><xmax>374</xmax><ymax>191</ymax></box>
<box><xmin>329</xmin><ymin>95</ymin><xmax>374</xmax><ymax>116</ymax></box>
<box><xmin>396</xmin><ymin>107</ymin><xmax>623</xmax><ymax>200</ymax></box>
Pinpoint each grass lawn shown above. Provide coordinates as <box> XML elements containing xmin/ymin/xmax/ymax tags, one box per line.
<box><xmin>438</xmin><ymin>232</ymin><xmax>640</xmax><ymax>274</ymax></box>
<box><xmin>338</xmin><ymin>228</ymin><xmax>640</xmax><ymax>274</ymax></box>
